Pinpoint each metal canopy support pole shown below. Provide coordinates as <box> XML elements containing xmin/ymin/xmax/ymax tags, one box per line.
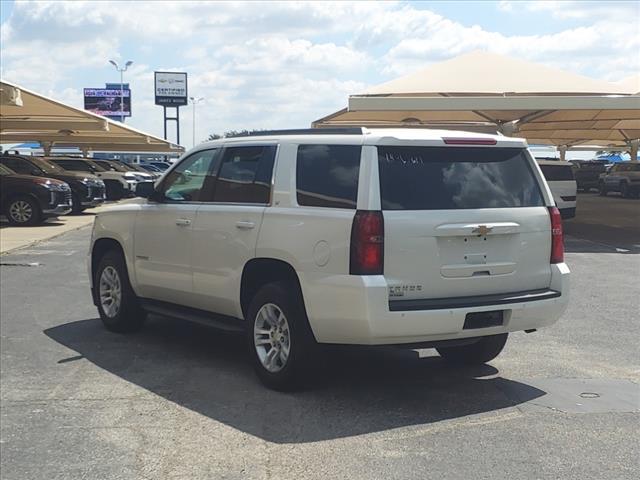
<box><xmin>558</xmin><ymin>145</ymin><xmax>567</xmax><ymax>162</ymax></box>
<box><xmin>629</xmin><ymin>139</ymin><xmax>639</xmax><ymax>163</ymax></box>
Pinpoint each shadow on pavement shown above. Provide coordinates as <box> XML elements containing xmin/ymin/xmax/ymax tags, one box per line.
<box><xmin>45</xmin><ymin>316</ymin><xmax>545</xmax><ymax>443</ymax></box>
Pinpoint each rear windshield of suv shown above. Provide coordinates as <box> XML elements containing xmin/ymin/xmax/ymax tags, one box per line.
<box><xmin>539</xmin><ymin>164</ymin><xmax>575</xmax><ymax>181</ymax></box>
<box><xmin>378</xmin><ymin>146</ymin><xmax>544</xmax><ymax>210</ymax></box>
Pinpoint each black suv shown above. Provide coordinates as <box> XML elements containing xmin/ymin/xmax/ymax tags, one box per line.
<box><xmin>0</xmin><ymin>163</ymin><xmax>72</xmax><ymax>225</ymax></box>
<box><xmin>571</xmin><ymin>160</ymin><xmax>607</xmax><ymax>192</ymax></box>
<box><xmin>0</xmin><ymin>154</ymin><xmax>106</xmax><ymax>213</ymax></box>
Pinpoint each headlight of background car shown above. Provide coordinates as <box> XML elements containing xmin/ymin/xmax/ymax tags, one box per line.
<box><xmin>35</xmin><ymin>179</ymin><xmax>69</xmax><ymax>191</ymax></box>
<box><xmin>81</xmin><ymin>178</ymin><xmax>105</xmax><ymax>188</ymax></box>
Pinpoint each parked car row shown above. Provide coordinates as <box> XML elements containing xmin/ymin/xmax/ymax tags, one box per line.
<box><xmin>0</xmin><ymin>163</ymin><xmax>73</xmax><ymax>225</ymax></box>
<box><xmin>598</xmin><ymin>162</ymin><xmax>640</xmax><ymax>198</ymax></box>
<box><xmin>0</xmin><ymin>154</ymin><xmax>160</xmax><ymax>226</ymax></box>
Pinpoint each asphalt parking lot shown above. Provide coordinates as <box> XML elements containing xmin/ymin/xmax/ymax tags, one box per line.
<box><xmin>1</xmin><ymin>193</ymin><xmax>638</xmax><ymax>480</ymax></box>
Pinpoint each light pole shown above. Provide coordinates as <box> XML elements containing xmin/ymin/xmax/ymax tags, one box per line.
<box><xmin>189</xmin><ymin>96</ymin><xmax>204</xmax><ymax>148</ymax></box>
<box><xmin>109</xmin><ymin>59</ymin><xmax>133</xmax><ymax>122</ymax></box>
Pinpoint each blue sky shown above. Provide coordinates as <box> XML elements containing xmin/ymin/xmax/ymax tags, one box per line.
<box><xmin>1</xmin><ymin>0</ymin><xmax>638</xmax><ymax>146</ymax></box>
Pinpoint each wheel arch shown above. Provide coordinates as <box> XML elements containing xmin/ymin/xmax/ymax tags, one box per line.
<box><xmin>90</xmin><ymin>237</ymin><xmax>127</xmax><ymax>305</ymax></box>
<box><xmin>4</xmin><ymin>192</ymin><xmax>43</xmax><ymax>220</ymax></box>
<box><xmin>91</xmin><ymin>238</ymin><xmax>125</xmax><ymax>280</ymax></box>
<box><xmin>240</xmin><ymin>258</ymin><xmax>306</xmax><ymax>321</ymax></box>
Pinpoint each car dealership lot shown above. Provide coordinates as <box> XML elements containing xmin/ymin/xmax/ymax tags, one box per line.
<box><xmin>1</xmin><ymin>193</ymin><xmax>638</xmax><ymax>480</ymax></box>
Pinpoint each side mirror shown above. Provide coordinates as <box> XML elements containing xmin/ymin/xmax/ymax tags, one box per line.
<box><xmin>31</xmin><ymin>169</ymin><xmax>42</xmax><ymax>176</ymax></box>
<box><xmin>136</xmin><ymin>181</ymin><xmax>156</xmax><ymax>198</ymax></box>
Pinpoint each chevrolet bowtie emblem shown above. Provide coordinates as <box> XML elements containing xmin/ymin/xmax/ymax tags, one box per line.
<box><xmin>472</xmin><ymin>225</ymin><xmax>493</xmax><ymax>235</ymax></box>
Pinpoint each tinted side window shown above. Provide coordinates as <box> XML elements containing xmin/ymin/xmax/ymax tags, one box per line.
<box><xmin>55</xmin><ymin>160</ymin><xmax>91</xmax><ymax>172</ymax></box>
<box><xmin>296</xmin><ymin>145</ymin><xmax>361</xmax><ymax>209</ymax></box>
<box><xmin>162</xmin><ymin>149</ymin><xmax>220</xmax><ymax>202</ymax></box>
<box><xmin>1</xmin><ymin>157</ymin><xmax>33</xmax><ymax>174</ymax></box>
<box><xmin>212</xmin><ymin>146</ymin><xmax>276</xmax><ymax>204</ymax></box>
<box><xmin>540</xmin><ymin>164</ymin><xmax>575</xmax><ymax>181</ymax></box>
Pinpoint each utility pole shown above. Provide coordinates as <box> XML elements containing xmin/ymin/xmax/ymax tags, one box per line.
<box><xmin>109</xmin><ymin>59</ymin><xmax>133</xmax><ymax>122</ymax></box>
<box><xmin>189</xmin><ymin>96</ymin><xmax>204</xmax><ymax>148</ymax></box>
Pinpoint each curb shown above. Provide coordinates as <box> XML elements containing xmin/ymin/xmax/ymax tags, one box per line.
<box><xmin>0</xmin><ymin>221</ymin><xmax>94</xmax><ymax>256</ymax></box>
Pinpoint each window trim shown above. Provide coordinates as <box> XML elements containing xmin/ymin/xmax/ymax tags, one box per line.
<box><xmin>154</xmin><ymin>144</ymin><xmax>278</xmax><ymax>206</ymax></box>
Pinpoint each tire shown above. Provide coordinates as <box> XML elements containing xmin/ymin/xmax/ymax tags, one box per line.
<box><xmin>104</xmin><ymin>181</ymin><xmax>124</xmax><ymax>200</ymax></box>
<box><xmin>598</xmin><ymin>182</ymin><xmax>607</xmax><ymax>196</ymax></box>
<box><xmin>620</xmin><ymin>182</ymin><xmax>630</xmax><ymax>198</ymax></box>
<box><xmin>94</xmin><ymin>250</ymin><xmax>146</xmax><ymax>333</ymax></box>
<box><xmin>246</xmin><ymin>281</ymin><xmax>317</xmax><ymax>391</ymax></box>
<box><xmin>5</xmin><ymin>195</ymin><xmax>42</xmax><ymax>226</ymax></box>
<box><xmin>71</xmin><ymin>193</ymin><xmax>84</xmax><ymax>214</ymax></box>
<box><xmin>437</xmin><ymin>333</ymin><xmax>508</xmax><ymax>365</ymax></box>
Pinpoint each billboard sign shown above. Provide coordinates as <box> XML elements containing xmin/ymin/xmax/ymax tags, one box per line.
<box><xmin>155</xmin><ymin>71</ymin><xmax>188</xmax><ymax>106</ymax></box>
<box><xmin>84</xmin><ymin>88</ymin><xmax>131</xmax><ymax>117</ymax></box>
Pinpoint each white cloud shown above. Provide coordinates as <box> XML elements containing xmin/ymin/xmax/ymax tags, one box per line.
<box><xmin>1</xmin><ymin>0</ymin><xmax>638</xmax><ymax>146</ymax></box>
<box><xmin>497</xmin><ymin>1</ymin><xmax>513</xmax><ymax>12</ymax></box>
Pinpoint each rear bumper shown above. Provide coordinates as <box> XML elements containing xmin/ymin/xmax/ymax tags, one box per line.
<box><xmin>302</xmin><ymin>263</ymin><xmax>570</xmax><ymax>345</ymax></box>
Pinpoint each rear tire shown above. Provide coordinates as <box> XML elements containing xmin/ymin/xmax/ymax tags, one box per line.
<box><xmin>246</xmin><ymin>281</ymin><xmax>317</xmax><ymax>391</ymax></box>
<box><xmin>94</xmin><ymin>250</ymin><xmax>146</xmax><ymax>333</ymax></box>
<box><xmin>598</xmin><ymin>182</ymin><xmax>607</xmax><ymax>196</ymax></box>
<box><xmin>5</xmin><ymin>195</ymin><xmax>42</xmax><ymax>226</ymax></box>
<box><xmin>620</xmin><ymin>182</ymin><xmax>630</xmax><ymax>198</ymax></box>
<box><xmin>437</xmin><ymin>333</ymin><xmax>508</xmax><ymax>365</ymax></box>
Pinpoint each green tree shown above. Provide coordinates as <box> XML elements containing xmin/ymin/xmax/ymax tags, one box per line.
<box><xmin>206</xmin><ymin>129</ymin><xmax>265</xmax><ymax>141</ymax></box>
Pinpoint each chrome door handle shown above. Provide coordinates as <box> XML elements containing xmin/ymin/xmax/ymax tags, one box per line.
<box><xmin>175</xmin><ymin>218</ymin><xmax>192</xmax><ymax>226</ymax></box>
<box><xmin>235</xmin><ymin>221</ymin><xmax>255</xmax><ymax>229</ymax></box>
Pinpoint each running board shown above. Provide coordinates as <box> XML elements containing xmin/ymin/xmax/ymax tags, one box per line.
<box><xmin>139</xmin><ymin>299</ymin><xmax>246</xmax><ymax>333</ymax></box>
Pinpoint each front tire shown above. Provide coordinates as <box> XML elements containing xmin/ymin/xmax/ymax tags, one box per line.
<box><xmin>71</xmin><ymin>193</ymin><xmax>85</xmax><ymax>214</ymax></box>
<box><xmin>6</xmin><ymin>195</ymin><xmax>42</xmax><ymax>226</ymax></box>
<box><xmin>95</xmin><ymin>250</ymin><xmax>146</xmax><ymax>333</ymax></box>
<box><xmin>437</xmin><ymin>333</ymin><xmax>508</xmax><ymax>365</ymax></box>
<box><xmin>247</xmin><ymin>281</ymin><xmax>317</xmax><ymax>391</ymax></box>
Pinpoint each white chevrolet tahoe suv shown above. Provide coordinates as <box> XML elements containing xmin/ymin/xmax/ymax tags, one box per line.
<box><xmin>89</xmin><ymin>128</ymin><xmax>570</xmax><ymax>390</ymax></box>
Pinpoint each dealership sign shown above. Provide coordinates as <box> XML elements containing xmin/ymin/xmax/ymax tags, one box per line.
<box><xmin>154</xmin><ymin>72</ymin><xmax>188</xmax><ymax>106</ymax></box>
<box><xmin>84</xmin><ymin>88</ymin><xmax>131</xmax><ymax>117</ymax></box>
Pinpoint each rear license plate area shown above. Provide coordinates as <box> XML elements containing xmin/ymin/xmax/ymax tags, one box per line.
<box><xmin>463</xmin><ymin>310</ymin><xmax>504</xmax><ymax>330</ymax></box>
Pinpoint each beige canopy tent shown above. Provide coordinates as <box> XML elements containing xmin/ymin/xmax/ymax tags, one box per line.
<box><xmin>313</xmin><ymin>52</ymin><xmax>640</xmax><ymax>160</ymax></box>
<box><xmin>0</xmin><ymin>80</ymin><xmax>183</xmax><ymax>154</ymax></box>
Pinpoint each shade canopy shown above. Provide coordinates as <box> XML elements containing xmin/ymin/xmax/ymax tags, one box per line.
<box><xmin>0</xmin><ymin>80</ymin><xmax>183</xmax><ymax>153</ymax></box>
<box><xmin>313</xmin><ymin>52</ymin><xmax>640</xmax><ymax>153</ymax></box>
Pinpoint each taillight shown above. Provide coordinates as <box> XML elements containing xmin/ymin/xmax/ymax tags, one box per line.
<box><xmin>350</xmin><ymin>210</ymin><xmax>384</xmax><ymax>275</ymax></box>
<box><xmin>549</xmin><ymin>206</ymin><xmax>564</xmax><ymax>264</ymax></box>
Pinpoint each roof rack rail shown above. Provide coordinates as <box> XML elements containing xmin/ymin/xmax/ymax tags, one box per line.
<box><xmin>225</xmin><ymin>128</ymin><xmax>364</xmax><ymax>138</ymax></box>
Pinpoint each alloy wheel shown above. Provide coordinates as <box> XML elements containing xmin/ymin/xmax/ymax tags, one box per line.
<box><xmin>254</xmin><ymin>303</ymin><xmax>291</xmax><ymax>373</ymax></box>
<box><xmin>9</xmin><ymin>200</ymin><xmax>33</xmax><ymax>223</ymax></box>
<box><xmin>99</xmin><ymin>266</ymin><xmax>122</xmax><ymax>318</ymax></box>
